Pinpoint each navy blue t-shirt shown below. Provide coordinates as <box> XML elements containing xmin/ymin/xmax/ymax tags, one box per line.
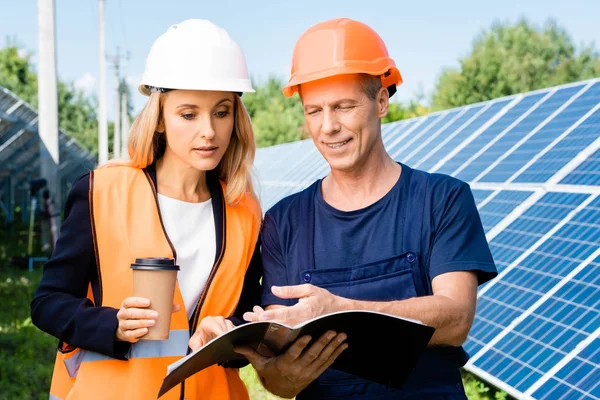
<box><xmin>261</xmin><ymin>164</ymin><xmax>497</xmax><ymax>399</ymax></box>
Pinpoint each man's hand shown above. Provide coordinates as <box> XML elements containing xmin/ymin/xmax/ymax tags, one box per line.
<box><xmin>243</xmin><ymin>284</ymin><xmax>346</xmax><ymax>326</ymax></box>
<box><xmin>188</xmin><ymin>316</ymin><xmax>235</xmax><ymax>351</ymax></box>
<box><xmin>234</xmin><ymin>331</ymin><xmax>348</xmax><ymax>398</ymax></box>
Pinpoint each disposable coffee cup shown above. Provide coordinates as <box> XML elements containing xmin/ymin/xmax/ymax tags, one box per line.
<box><xmin>130</xmin><ymin>257</ymin><xmax>180</xmax><ymax>340</ymax></box>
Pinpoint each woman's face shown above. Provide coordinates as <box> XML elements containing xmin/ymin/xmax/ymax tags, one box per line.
<box><xmin>159</xmin><ymin>89</ymin><xmax>235</xmax><ymax>171</ymax></box>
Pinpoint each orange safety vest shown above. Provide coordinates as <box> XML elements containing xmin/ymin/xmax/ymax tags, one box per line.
<box><xmin>48</xmin><ymin>166</ymin><xmax>261</xmax><ymax>400</ymax></box>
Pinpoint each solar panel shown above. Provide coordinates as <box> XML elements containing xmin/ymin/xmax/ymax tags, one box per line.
<box><xmin>253</xmin><ymin>77</ymin><xmax>600</xmax><ymax>399</ymax></box>
<box><xmin>560</xmin><ymin>148</ymin><xmax>600</xmax><ymax>186</ymax></box>
<box><xmin>0</xmin><ymin>86</ymin><xmax>95</xmax><ymax>224</ymax></box>
<box><xmin>477</xmin><ymin>190</ymin><xmax>533</xmax><ymax>233</ymax></box>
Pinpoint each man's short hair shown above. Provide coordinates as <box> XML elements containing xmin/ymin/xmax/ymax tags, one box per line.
<box><xmin>358</xmin><ymin>73</ymin><xmax>382</xmax><ymax>100</ymax></box>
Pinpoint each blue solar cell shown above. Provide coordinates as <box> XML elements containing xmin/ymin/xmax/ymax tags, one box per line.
<box><xmin>479</xmin><ymin>82</ymin><xmax>600</xmax><ymax>183</ymax></box>
<box><xmin>471</xmin><ymin>199</ymin><xmax>600</xmax><ymax>394</ymax></box>
<box><xmin>477</xmin><ymin>190</ymin><xmax>533</xmax><ymax>233</ymax></box>
<box><xmin>560</xmin><ymin>148</ymin><xmax>600</xmax><ymax>186</ymax></box>
<box><xmin>533</xmin><ymin>338</ymin><xmax>600</xmax><ymax>399</ymax></box>
<box><xmin>437</xmin><ymin>93</ymin><xmax>547</xmax><ymax>176</ymax></box>
<box><xmin>471</xmin><ymin>189</ymin><xmax>494</xmax><ymax>205</ymax></box>
<box><xmin>401</xmin><ymin>105</ymin><xmax>484</xmax><ymax>166</ymax></box>
<box><xmin>485</xmin><ymin>192</ymin><xmax>589</xmax><ymax>271</ymax></box>
<box><xmin>465</xmin><ymin>192</ymin><xmax>591</xmax><ymax>360</ymax></box>
<box><xmin>515</xmin><ymin>105</ymin><xmax>600</xmax><ymax>183</ymax></box>
<box><xmin>417</xmin><ymin>100</ymin><xmax>512</xmax><ymax>172</ymax></box>
<box><xmin>382</xmin><ymin>119</ymin><xmax>413</xmax><ymax>148</ymax></box>
<box><xmin>389</xmin><ymin>112</ymin><xmax>456</xmax><ymax>159</ymax></box>
<box><xmin>455</xmin><ymin>85</ymin><xmax>585</xmax><ymax>182</ymax></box>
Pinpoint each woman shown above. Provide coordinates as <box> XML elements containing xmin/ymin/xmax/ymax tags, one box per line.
<box><xmin>31</xmin><ymin>19</ymin><xmax>262</xmax><ymax>400</ymax></box>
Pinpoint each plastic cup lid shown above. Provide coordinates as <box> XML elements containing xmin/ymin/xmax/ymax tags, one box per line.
<box><xmin>130</xmin><ymin>257</ymin><xmax>180</xmax><ymax>271</ymax></box>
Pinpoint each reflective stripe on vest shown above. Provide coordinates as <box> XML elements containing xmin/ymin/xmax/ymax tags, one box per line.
<box><xmin>63</xmin><ymin>329</ymin><xmax>189</xmax><ymax>378</ymax></box>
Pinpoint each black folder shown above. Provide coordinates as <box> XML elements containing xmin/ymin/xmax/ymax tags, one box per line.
<box><xmin>158</xmin><ymin>310</ymin><xmax>435</xmax><ymax>398</ymax></box>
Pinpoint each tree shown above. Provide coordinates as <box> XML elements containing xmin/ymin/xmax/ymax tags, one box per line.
<box><xmin>242</xmin><ymin>76</ymin><xmax>305</xmax><ymax>147</ymax></box>
<box><xmin>432</xmin><ymin>18</ymin><xmax>600</xmax><ymax>110</ymax></box>
<box><xmin>0</xmin><ymin>45</ymin><xmax>135</xmax><ymax>156</ymax></box>
<box><xmin>0</xmin><ymin>46</ymin><xmax>38</xmax><ymax>106</ymax></box>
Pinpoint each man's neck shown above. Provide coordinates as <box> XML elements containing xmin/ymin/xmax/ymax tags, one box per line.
<box><xmin>321</xmin><ymin>153</ymin><xmax>401</xmax><ymax>212</ymax></box>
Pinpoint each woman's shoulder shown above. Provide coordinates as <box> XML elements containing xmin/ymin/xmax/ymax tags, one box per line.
<box><xmin>222</xmin><ymin>182</ymin><xmax>262</xmax><ymax>221</ymax></box>
<box><xmin>92</xmin><ymin>164</ymin><xmax>143</xmax><ymax>179</ymax></box>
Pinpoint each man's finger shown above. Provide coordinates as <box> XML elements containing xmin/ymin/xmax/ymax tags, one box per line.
<box><xmin>314</xmin><ymin>342</ymin><xmax>349</xmax><ymax>378</ymax></box>
<box><xmin>243</xmin><ymin>311</ymin><xmax>259</xmax><ymax>322</ymax></box>
<box><xmin>312</xmin><ymin>333</ymin><xmax>347</xmax><ymax>368</ymax></box>
<box><xmin>299</xmin><ymin>331</ymin><xmax>337</xmax><ymax>367</ymax></box>
<box><xmin>233</xmin><ymin>346</ymin><xmax>267</xmax><ymax>369</ymax></box>
<box><xmin>258</xmin><ymin>306</ymin><xmax>291</xmax><ymax>322</ymax></box>
<box><xmin>271</xmin><ymin>284</ymin><xmax>315</xmax><ymax>299</ymax></box>
<box><xmin>279</xmin><ymin>335</ymin><xmax>312</xmax><ymax>363</ymax></box>
<box><xmin>253</xmin><ymin>305</ymin><xmax>265</xmax><ymax>314</ymax></box>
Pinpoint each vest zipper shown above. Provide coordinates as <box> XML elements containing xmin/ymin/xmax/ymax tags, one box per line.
<box><xmin>143</xmin><ymin>170</ymin><xmax>178</xmax><ymax>260</ymax></box>
<box><xmin>88</xmin><ymin>172</ymin><xmax>103</xmax><ymax>306</ymax></box>
<box><xmin>144</xmin><ymin>170</ymin><xmax>187</xmax><ymax>398</ymax></box>
<box><xmin>144</xmin><ymin>169</ymin><xmax>226</xmax><ymax>400</ymax></box>
<box><xmin>190</xmin><ymin>189</ymin><xmax>226</xmax><ymax>333</ymax></box>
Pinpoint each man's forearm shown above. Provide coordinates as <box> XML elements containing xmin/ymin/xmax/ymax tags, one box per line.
<box><xmin>337</xmin><ymin>294</ymin><xmax>474</xmax><ymax>346</ymax></box>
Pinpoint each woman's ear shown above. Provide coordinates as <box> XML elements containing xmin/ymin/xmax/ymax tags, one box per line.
<box><xmin>156</xmin><ymin>116</ymin><xmax>165</xmax><ymax>133</ymax></box>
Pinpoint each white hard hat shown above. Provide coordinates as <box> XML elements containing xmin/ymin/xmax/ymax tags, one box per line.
<box><xmin>138</xmin><ymin>19</ymin><xmax>254</xmax><ymax>96</ymax></box>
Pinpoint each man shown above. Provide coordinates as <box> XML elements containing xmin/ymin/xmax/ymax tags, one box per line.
<box><xmin>235</xmin><ymin>18</ymin><xmax>497</xmax><ymax>399</ymax></box>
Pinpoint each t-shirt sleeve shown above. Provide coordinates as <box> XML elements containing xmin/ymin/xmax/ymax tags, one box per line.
<box><xmin>260</xmin><ymin>211</ymin><xmax>293</xmax><ymax>307</ymax></box>
<box><xmin>428</xmin><ymin>182</ymin><xmax>498</xmax><ymax>285</ymax></box>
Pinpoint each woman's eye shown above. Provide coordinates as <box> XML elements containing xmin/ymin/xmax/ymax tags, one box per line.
<box><xmin>181</xmin><ymin>113</ymin><xmax>195</xmax><ymax>120</ymax></box>
<box><xmin>215</xmin><ymin>111</ymin><xmax>230</xmax><ymax>118</ymax></box>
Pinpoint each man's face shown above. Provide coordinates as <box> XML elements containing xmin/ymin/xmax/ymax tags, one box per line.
<box><xmin>301</xmin><ymin>74</ymin><xmax>388</xmax><ymax>173</ymax></box>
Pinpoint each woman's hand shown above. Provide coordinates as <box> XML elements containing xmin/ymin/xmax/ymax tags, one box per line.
<box><xmin>115</xmin><ymin>297</ymin><xmax>180</xmax><ymax>343</ymax></box>
<box><xmin>188</xmin><ymin>316</ymin><xmax>235</xmax><ymax>351</ymax></box>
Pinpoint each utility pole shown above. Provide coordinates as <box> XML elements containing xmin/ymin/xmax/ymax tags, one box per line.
<box><xmin>121</xmin><ymin>88</ymin><xmax>130</xmax><ymax>159</ymax></box>
<box><xmin>112</xmin><ymin>47</ymin><xmax>121</xmax><ymax>159</ymax></box>
<box><xmin>98</xmin><ymin>0</ymin><xmax>108</xmax><ymax>164</ymax></box>
<box><xmin>37</xmin><ymin>0</ymin><xmax>61</xmax><ymax>249</ymax></box>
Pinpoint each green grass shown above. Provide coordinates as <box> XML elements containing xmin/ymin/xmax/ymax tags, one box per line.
<box><xmin>0</xmin><ymin>221</ymin><xmax>509</xmax><ymax>399</ymax></box>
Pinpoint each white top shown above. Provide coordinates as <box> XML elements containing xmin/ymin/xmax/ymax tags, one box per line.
<box><xmin>157</xmin><ymin>194</ymin><xmax>216</xmax><ymax>318</ymax></box>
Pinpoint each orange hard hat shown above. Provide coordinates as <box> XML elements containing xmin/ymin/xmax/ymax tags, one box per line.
<box><xmin>283</xmin><ymin>18</ymin><xmax>403</xmax><ymax>98</ymax></box>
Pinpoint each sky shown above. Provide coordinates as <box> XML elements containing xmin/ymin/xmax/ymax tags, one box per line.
<box><xmin>1</xmin><ymin>0</ymin><xmax>600</xmax><ymax>118</ymax></box>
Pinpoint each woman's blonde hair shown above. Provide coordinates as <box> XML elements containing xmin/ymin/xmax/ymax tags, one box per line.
<box><xmin>102</xmin><ymin>92</ymin><xmax>256</xmax><ymax>205</ymax></box>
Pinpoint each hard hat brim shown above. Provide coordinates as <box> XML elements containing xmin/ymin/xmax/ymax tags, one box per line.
<box><xmin>282</xmin><ymin>64</ymin><xmax>403</xmax><ymax>98</ymax></box>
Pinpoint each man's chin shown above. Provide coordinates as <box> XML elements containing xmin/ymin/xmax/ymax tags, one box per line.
<box><xmin>325</xmin><ymin>157</ymin><xmax>358</xmax><ymax>173</ymax></box>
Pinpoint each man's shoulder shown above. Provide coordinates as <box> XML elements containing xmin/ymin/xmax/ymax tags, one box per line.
<box><xmin>264</xmin><ymin>180</ymin><xmax>320</xmax><ymax>222</ymax></box>
<box><xmin>408</xmin><ymin>165</ymin><xmax>469</xmax><ymax>197</ymax></box>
